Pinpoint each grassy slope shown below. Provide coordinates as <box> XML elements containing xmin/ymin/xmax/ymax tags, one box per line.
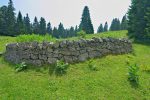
<box><xmin>0</xmin><ymin>30</ymin><xmax>150</xmax><ymax>100</ymax></box>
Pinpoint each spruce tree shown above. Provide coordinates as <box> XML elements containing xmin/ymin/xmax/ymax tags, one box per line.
<box><xmin>128</xmin><ymin>0</ymin><xmax>150</xmax><ymax>39</ymax></box>
<box><xmin>7</xmin><ymin>0</ymin><xmax>16</xmax><ymax>36</ymax></box>
<box><xmin>39</xmin><ymin>17</ymin><xmax>46</xmax><ymax>35</ymax></box>
<box><xmin>104</xmin><ymin>22</ymin><xmax>108</xmax><ymax>32</ymax></box>
<box><xmin>79</xmin><ymin>6</ymin><xmax>94</xmax><ymax>34</ymax></box>
<box><xmin>121</xmin><ymin>15</ymin><xmax>128</xmax><ymax>30</ymax></box>
<box><xmin>33</xmin><ymin>17</ymin><xmax>39</xmax><ymax>34</ymax></box>
<box><xmin>16</xmin><ymin>11</ymin><xmax>25</xmax><ymax>35</ymax></box>
<box><xmin>52</xmin><ymin>27</ymin><xmax>59</xmax><ymax>38</ymax></box>
<box><xmin>97</xmin><ymin>24</ymin><xmax>104</xmax><ymax>33</ymax></box>
<box><xmin>58</xmin><ymin>23</ymin><xmax>65</xmax><ymax>38</ymax></box>
<box><xmin>24</xmin><ymin>13</ymin><xmax>31</xmax><ymax>34</ymax></box>
<box><xmin>47</xmin><ymin>22</ymin><xmax>52</xmax><ymax>35</ymax></box>
<box><xmin>0</xmin><ymin>6</ymin><xmax>8</xmax><ymax>35</ymax></box>
<box><xmin>110</xmin><ymin>18</ymin><xmax>121</xmax><ymax>31</ymax></box>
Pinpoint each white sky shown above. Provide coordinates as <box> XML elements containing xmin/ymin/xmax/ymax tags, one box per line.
<box><xmin>1</xmin><ymin>0</ymin><xmax>131</xmax><ymax>32</ymax></box>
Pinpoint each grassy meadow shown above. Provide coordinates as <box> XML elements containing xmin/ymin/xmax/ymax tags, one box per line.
<box><xmin>0</xmin><ymin>30</ymin><xmax>150</xmax><ymax>99</ymax></box>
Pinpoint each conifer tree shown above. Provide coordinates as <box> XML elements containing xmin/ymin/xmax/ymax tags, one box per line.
<box><xmin>16</xmin><ymin>11</ymin><xmax>25</xmax><ymax>35</ymax></box>
<box><xmin>7</xmin><ymin>0</ymin><xmax>16</xmax><ymax>36</ymax></box>
<box><xmin>47</xmin><ymin>22</ymin><xmax>52</xmax><ymax>35</ymax></box>
<box><xmin>33</xmin><ymin>17</ymin><xmax>39</xmax><ymax>34</ymax></box>
<box><xmin>52</xmin><ymin>27</ymin><xmax>59</xmax><ymax>38</ymax></box>
<box><xmin>121</xmin><ymin>15</ymin><xmax>128</xmax><ymax>30</ymax></box>
<box><xmin>97</xmin><ymin>24</ymin><xmax>104</xmax><ymax>33</ymax></box>
<box><xmin>104</xmin><ymin>22</ymin><xmax>108</xmax><ymax>32</ymax></box>
<box><xmin>79</xmin><ymin>6</ymin><xmax>94</xmax><ymax>34</ymax></box>
<box><xmin>24</xmin><ymin>13</ymin><xmax>31</xmax><ymax>34</ymax></box>
<box><xmin>58</xmin><ymin>23</ymin><xmax>65</xmax><ymax>38</ymax></box>
<box><xmin>0</xmin><ymin>6</ymin><xmax>8</xmax><ymax>35</ymax></box>
<box><xmin>128</xmin><ymin>0</ymin><xmax>150</xmax><ymax>39</ymax></box>
<box><xmin>39</xmin><ymin>17</ymin><xmax>46</xmax><ymax>35</ymax></box>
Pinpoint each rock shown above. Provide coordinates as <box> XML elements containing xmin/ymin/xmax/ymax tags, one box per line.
<box><xmin>78</xmin><ymin>53</ymin><xmax>89</xmax><ymax>62</ymax></box>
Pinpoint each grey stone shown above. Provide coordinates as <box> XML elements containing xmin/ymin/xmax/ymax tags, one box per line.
<box><xmin>78</xmin><ymin>53</ymin><xmax>89</xmax><ymax>62</ymax></box>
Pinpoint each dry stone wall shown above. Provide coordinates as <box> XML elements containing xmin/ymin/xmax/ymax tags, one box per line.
<box><xmin>5</xmin><ymin>37</ymin><xmax>132</xmax><ymax>66</ymax></box>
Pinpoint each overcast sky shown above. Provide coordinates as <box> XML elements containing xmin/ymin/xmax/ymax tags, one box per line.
<box><xmin>0</xmin><ymin>0</ymin><xmax>131</xmax><ymax>32</ymax></box>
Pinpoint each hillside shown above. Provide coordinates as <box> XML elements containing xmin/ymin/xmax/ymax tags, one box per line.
<box><xmin>0</xmin><ymin>30</ymin><xmax>150</xmax><ymax>99</ymax></box>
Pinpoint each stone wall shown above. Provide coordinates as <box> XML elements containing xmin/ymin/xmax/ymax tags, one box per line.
<box><xmin>5</xmin><ymin>37</ymin><xmax>132</xmax><ymax>66</ymax></box>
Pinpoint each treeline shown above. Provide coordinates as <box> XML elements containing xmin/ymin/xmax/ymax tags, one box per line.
<box><xmin>0</xmin><ymin>0</ymin><xmax>128</xmax><ymax>38</ymax></box>
<box><xmin>97</xmin><ymin>15</ymin><xmax>128</xmax><ymax>33</ymax></box>
<box><xmin>128</xmin><ymin>0</ymin><xmax>150</xmax><ymax>40</ymax></box>
<box><xmin>0</xmin><ymin>0</ymin><xmax>79</xmax><ymax>38</ymax></box>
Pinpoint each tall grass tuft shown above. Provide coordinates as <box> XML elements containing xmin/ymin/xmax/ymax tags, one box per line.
<box><xmin>16</xmin><ymin>34</ymin><xmax>55</xmax><ymax>43</ymax></box>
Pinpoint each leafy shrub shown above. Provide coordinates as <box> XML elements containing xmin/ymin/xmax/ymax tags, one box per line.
<box><xmin>55</xmin><ymin>60</ymin><xmax>69</xmax><ymax>75</ymax></box>
<box><xmin>128</xmin><ymin>64</ymin><xmax>139</xmax><ymax>84</ymax></box>
<box><xmin>88</xmin><ymin>60</ymin><xmax>98</xmax><ymax>71</ymax></box>
<box><xmin>15</xmin><ymin>62</ymin><xmax>27</xmax><ymax>72</ymax></box>
<box><xmin>77</xmin><ymin>30</ymin><xmax>86</xmax><ymax>39</ymax></box>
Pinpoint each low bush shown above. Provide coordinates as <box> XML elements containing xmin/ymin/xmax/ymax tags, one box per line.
<box><xmin>15</xmin><ymin>62</ymin><xmax>27</xmax><ymax>72</ymax></box>
<box><xmin>55</xmin><ymin>60</ymin><xmax>69</xmax><ymax>75</ymax></box>
<box><xmin>128</xmin><ymin>64</ymin><xmax>139</xmax><ymax>85</ymax></box>
<box><xmin>88</xmin><ymin>59</ymin><xmax>98</xmax><ymax>71</ymax></box>
<box><xmin>77</xmin><ymin>30</ymin><xmax>86</xmax><ymax>39</ymax></box>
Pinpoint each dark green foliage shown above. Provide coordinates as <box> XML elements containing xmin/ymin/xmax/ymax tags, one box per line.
<box><xmin>0</xmin><ymin>6</ymin><xmax>8</xmax><ymax>36</ymax></box>
<box><xmin>52</xmin><ymin>27</ymin><xmax>59</xmax><ymax>38</ymax></box>
<box><xmin>145</xmin><ymin>7</ymin><xmax>150</xmax><ymax>37</ymax></box>
<box><xmin>58</xmin><ymin>23</ymin><xmax>65</xmax><ymax>38</ymax></box>
<box><xmin>33</xmin><ymin>17</ymin><xmax>39</xmax><ymax>34</ymax></box>
<box><xmin>24</xmin><ymin>14</ymin><xmax>32</xmax><ymax>34</ymax></box>
<box><xmin>128</xmin><ymin>64</ymin><xmax>139</xmax><ymax>85</ymax></box>
<box><xmin>121</xmin><ymin>15</ymin><xmax>128</xmax><ymax>30</ymax></box>
<box><xmin>15</xmin><ymin>62</ymin><xmax>27</xmax><ymax>72</ymax></box>
<box><xmin>79</xmin><ymin>6</ymin><xmax>94</xmax><ymax>34</ymax></box>
<box><xmin>15</xmin><ymin>11</ymin><xmax>25</xmax><ymax>35</ymax></box>
<box><xmin>47</xmin><ymin>22</ymin><xmax>52</xmax><ymax>35</ymax></box>
<box><xmin>104</xmin><ymin>22</ymin><xmax>108</xmax><ymax>32</ymax></box>
<box><xmin>39</xmin><ymin>17</ymin><xmax>46</xmax><ymax>35</ymax></box>
<box><xmin>7</xmin><ymin>0</ymin><xmax>16</xmax><ymax>36</ymax></box>
<box><xmin>128</xmin><ymin>0</ymin><xmax>150</xmax><ymax>39</ymax></box>
<box><xmin>55</xmin><ymin>60</ymin><xmax>69</xmax><ymax>75</ymax></box>
<box><xmin>97</xmin><ymin>24</ymin><xmax>104</xmax><ymax>33</ymax></box>
<box><xmin>110</xmin><ymin>18</ymin><xmax>121</xmax><ymax>31</ymax></box>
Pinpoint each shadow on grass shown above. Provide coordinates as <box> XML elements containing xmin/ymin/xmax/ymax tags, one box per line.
<box><xmin>129</xmin><ymin>80</ymin><xmax>139</xmax><ymax>89</ymax></box>
<box><xmin>133</xmin><ymin>39</ymin><xmax>150</xmax><ymax>46</ymax></box>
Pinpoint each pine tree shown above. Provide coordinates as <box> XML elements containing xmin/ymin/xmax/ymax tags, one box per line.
<box><xmin>58</xmin><ymin>23</ymin><xmax>65</xmax><ymax>38</ymax></box>
<box><xmin>47</xmin><ymin>22</ymin><xmax>52</xmax><ymax>35</ymax></box>
<box><xmin>24</xmin><ymin>13</ymin><xmax>31</xmax><ymax>34</ymax></box>
<box><xmin>110</xmin><ymin>18</ymin><xmax>121</xmax><ymax>31</ymax></box>
<box><xmin>0</xmin><ymin>6</ymin><xmax>8</xmax><ymax>35</ymax></box>
<box><xmin>97</xmin><ymin>24</ymin><xmax>104</xmax><ymax>33</ymax></box>
<box><xmin>52</xmin><ymin>27</ymin><xmax>59</xmax><ymax>38</ymax></box>
<box><xmin>121</xmin><ymin>15</ymin><xmax>128</xmax><ymax>30</ymax></box>
<box><xmin>104</xmin><ymin>22</ymin><xmax>108</xmax><ymax>32</ymax></box>
<box><xmin>15</xmin><ymin>11</ymin><xmax>25</xmax><ymax>35</ymax></box>
<box><xmin>79</xmin><ymin>6</ymin><xmax>94</xmax><ymax>34</ymax></box>
<box><xmin>144</xmin><ymin>1</ymin><xmax>150</xmax><ymax>37</ymax></box>
<box><xmin>39</xmin><ymin>17</ymin><xmax>46</xmax><ymax>35</ymax></box>
<box><xmin>33</xmin><ymin>17</ymin><xmax>39</xmax><ymax>34</ymax></box>
<box><xmin>7</xmin><ymin>0</ymin><xmax>16</xmax><ymax>36</ymax></box>
<box><xmin>128</xmin><ymin>0</ymin><xmax>150</xmax><ymax>39</ymax></box>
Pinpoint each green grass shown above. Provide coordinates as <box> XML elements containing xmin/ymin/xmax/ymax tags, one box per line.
<box><xmin>0</xmin><ymin>30</ymin><xmax>150</xmax><ymax>99</ymax></box>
